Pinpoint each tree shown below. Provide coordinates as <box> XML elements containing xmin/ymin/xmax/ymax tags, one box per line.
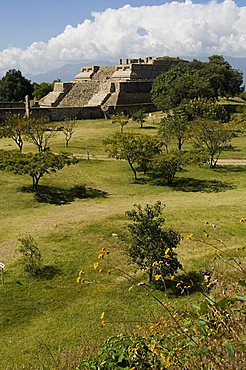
<box><xmin>126</xmin><ymin>201</ymin><xmax>181</xmax><ymax>283</ymax></box>
<box><xmin>150</xmin><ymin>151</ymin><xmax>187</xmax><ymax>186</ymax></box>
<box><xmin>206</xmin><ymin>55</ymin><xmax>243</xmax><ymax>98</ymax></box>
<box><xmin>151</xmin><ymin>61</ymin><xmax>214</xmax><ymax>111</ymax></box>
<box><xmin>182</xmin><ymin>98</ymin><xmax>230</xmax><ymax>122</ymax></box>
<box><xmin>33</xmin><ymin>82</ymin><xmax>53</xmax><ymax>100</ymax></box>
<box><xmin>159</xmin><ymin>110</ymin><xmax>190</xmax><ymax>151</ymax></box>
<box><xmin>0</xmin><ymin>69</ymin><xmax>33</xmax><ymax>101</ymax></box>
<box><xmin>62</xmin><ymin>120</ymin><xmax>76</xmax><ymax>147</ymax></box>
<box><xmin>0</xmin><ymin>150</ymin><xmax>78</xmax><ymax>190</ymax></box>
<box><xmin>104</xmin><ymin>132</ymin><xmax>161</xmax><ymax>181</ymax></box>
<box><xmin>131</xmin><ymin>109</ymin><xmax>146</xmax><ymax>128</ymax></box>
<box><xmin>0</xmin><ymin>114</ymin><xmax>26</xmax><ymax>152</ymax></box>
<box><xmin>112</xmin><ymin>113</ymin><xmax>129</xmax><ymax>133</ymax></box>
<box><xmin>151</xmin><ymin>56</ymin><xmax>244</xmax><ymax>111</ymax></box>
<box><xmin>18</xmin><ymin>236</ymin><xmax>42</xmax><ymax>276</ymax></box>
<box><xmin>24</xmin><ymin>117</ymin><xmax>59</xmax><ymax>152</ymax></box>
<box><xmin>183</xmin><ymin>98</ymin><xmax>234</xmax><ymax>168</ymax></box>
<box><xmin>190</xmin><ymin>119</ymin><xmax>234</xmax><ymax>168</ymax></box>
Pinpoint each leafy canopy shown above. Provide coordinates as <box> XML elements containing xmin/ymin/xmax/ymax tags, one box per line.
<box><xmin>0</xmin><ymin>69</ymin><xmax>33</xmax><ymax>101</ymax></box>
<box><xmin>151</xmin><ymin>56</ymin><xmax>244</xmax><ymax>111</ymax></box>
<box><xmin>126</xmin><ymin>201</ymin><xmax>181</xmax><ymax>282</ymax></box>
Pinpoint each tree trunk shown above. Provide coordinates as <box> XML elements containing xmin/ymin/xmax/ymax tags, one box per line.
<box><xmin>128</xmin><ymin>160</ymin><xmax>137</xmax><ymax>181</ymax></box>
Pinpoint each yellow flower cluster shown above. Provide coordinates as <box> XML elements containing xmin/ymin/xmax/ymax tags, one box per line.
<box><xmin>240</xmin><ymin>217</ymin><xmax>246</xmax><ymax>223</ymax></box>
<box><xmin>76</xmin><ymin>269</ymin><xmax>85</xmax><ymax>284</ymax></box>
<box><xmin>100</xmin><ymin>311</ymin><xmax>106</xmax><ymax>326</ymax></box>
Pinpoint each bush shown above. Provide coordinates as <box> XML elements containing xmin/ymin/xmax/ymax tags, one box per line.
<box><xmin>18</xmin><ymin>236</ymin><xmax>42</xmax><ymax>276</ymax></box>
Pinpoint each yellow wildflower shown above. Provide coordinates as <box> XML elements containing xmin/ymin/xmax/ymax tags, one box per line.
<box><xmin>154</xmin><ymin>274</ymin><xmax>162</xmax><ymax>281</ymax></box>
<box><xmin>98</xmin><ymin>253</ymin><xmax>104</xmax><ymax>259</ymax></box>
<box><xmin>93</xmin><ymin>261</ymin><xmax>99</xmax><ymax>270</ymax></box>
<box><xmin>185</xmin><ymin>232</ymin><xmax>193</xmax><ymax>240</ymax></box>
<box><xmin>79</xmin><ymin>269</ymin><xmax>85</xmax><ymax>276</ymax></box>
<box><xmin>166</xmin><ymin>356</ymin><xmax>171</xmax><ymax>368</ymax></box>
<box><xmin>240</xmin><ymin>217</ymin><xmax>246</xmax><ymax>223</ymax></box>
<box><xmin>76</xmin><ymin>276</ymin><xmax>81</xmax><ymax>283</ymax></box>
<box><xmin>165</xmin><ymin>248</ymin><xmax>170</xmax><ymax>255</ymax></box>
<box><xmin>100</xmin><ymin>311</ymin><xmax>106</xmax><ymax>326</ymax></box>
<box><xmin>99</xmin><ymin>268</ymin><xmax>103</xmax><ymax>273</ymax></box>
<box><xmin>170</xmin><ymin>275</ymin><xmax>175</xmax><ymax>281</ymax></box>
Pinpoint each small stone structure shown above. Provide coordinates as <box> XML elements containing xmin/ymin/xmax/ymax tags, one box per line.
<box><xmin>39</xmin><ymin>56</ymin><xmax>184</xmax><ymax>116</ymax></box>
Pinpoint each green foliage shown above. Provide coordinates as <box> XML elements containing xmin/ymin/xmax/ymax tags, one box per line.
<box><xmin>33</xmin><ymin>82</ymin><xmax>53</xmax><ymax>100</ymax></box>
<box><xmin>0</xmin><ymin>69</ymin><xmax>33</xmax><ymax>101</ymax></box>
<box><xmin>104</xmin><ymin>132</ymin><xmax>161</xmax><ymax>181</ymax></box>
<box><xmin>0</xmin><ymin>150</ymin><xmax>78</xmax><ymax>190</ymax></box>
<box><xmin>151</xmin><ymin>56</ymin><xmax>243</xmax><ymax>111</ymax></box>
<box><xmin>79</xmin><ymin>334</ymin><xmax>171</xmax><ymax>369</ymax></box>
<box><xmin>150</xmin><ymin>151</ymin><xmax>187</xmax><ymax>186</ymax></box>
<box><xmin>24</xmin><ymin>117</ymin><xmax>59</xmax><ymax>152</ymax></box>
<box><xmin>183</xmin><ymin>98</ymin><xmax>230</xmax><ymax>122</ymax></box>
<box><xmin>159</xmin><ymin>110</ymin><xmax>190</xmax><ymax>151</ymax></box>
<box><xmin>18</xmin><ymin>235</ymin><xmax>42</xmax><ymax>276</ymax></box>
<box><xmin>151</xmin><ymin>61</ymin><xmax>215</xmax><ymax>111</ymax></box>
<box><xmin>126</xmin><ymin>201</ymin><xmax>181</xmax><ymax>282</ymax></box>
<box><xmin>112</xmin><ymin>113</ymin><xmax>129</xmax><ymax>133</ymax></box>
<box><xmin>240</xmin><ymin>91</ymin><xmax>246</xmax><ymax>101</ymax></box>
<box><xmin>131</xmin><ymin>109</ymin><xmax>146</xmax><ymax>128</ymax></box>
<box><xmin>190</xmin><ymin>119</ymin><xmax>234</xmax><ymax>168</ymax></box>
<box><xmin>0</xmin><ymin>113</ymin><xmax>26</xmax><ymax>152</ymax></box>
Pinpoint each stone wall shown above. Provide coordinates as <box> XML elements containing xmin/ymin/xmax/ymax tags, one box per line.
<box><xmin>0</xmin><ymin>106</ymin><xmax>104</xmax><ymax>123</ymax></box>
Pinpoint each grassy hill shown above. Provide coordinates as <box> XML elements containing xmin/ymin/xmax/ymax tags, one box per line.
<box><xmin>0</xmin><ymin>116</ymin><xmax>245</xmax><ymax>369</ymax></box>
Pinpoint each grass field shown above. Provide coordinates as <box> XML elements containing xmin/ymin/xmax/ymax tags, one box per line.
<box><xmin>0</xmin><ymin>116</ymin><xmax>245</xmax><ymax>369</ymax></box>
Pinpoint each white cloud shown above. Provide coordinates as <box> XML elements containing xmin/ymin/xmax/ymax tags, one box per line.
<box><xmin>0</xmin><ymin>0</ymin><xmax>245</xmax><ymax>75</ymax></box>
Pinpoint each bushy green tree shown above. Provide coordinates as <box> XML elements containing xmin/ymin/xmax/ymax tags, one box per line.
<box><xmin>190</xmin><ymin>119</ymin><xmax>234</xmax><ymax>168</ymax></box>
<box><xmin>33</xmin><ymin>82</ymin><xmax>53</xmax><ymax>100</ymax></box>
<box><xmin>0</xmin><ymin>69</ymin><xmax>33</xmax><ymax>101</ymax></box>
<box><xmin>151</xmin><ymin>56</ymin><xmax>243</xmax><ymax>111</ymax></box>
<box><xmin>0</xmin><ymin>150</ymin><xmax>78</xmax><ymax>190</ymax></box>
<box><xmin>150</xmin><ymin>151</ymin><xmax>187</xmax><ymax>186</ymax></box>
<box><xmin>18</xmin><ymin>236</ymin><xmax>42</xmax><ymax>276</ymax></box>
<box><xmin>159</xmin><ymin>110</ymin><xmax>190</xmax><ymax>151</ymax></box>
<box><xmin>126</xmin><ymin>201</ymin><xmax>181</xmax><ymax>282</ymax></box>
<box><xmin>104</xmin><ymin>132</ymin><xmax>161</xmax><ymax>181</ymax></box>
<box><xmin>112</xmin><ymin>112</ymin><xmax>129</xmax><ymax>133</ymax></box>
<box><xmin>131</xmin><ymin>109</ymin><xmax>146</xmax><ymax>128</ymax></box>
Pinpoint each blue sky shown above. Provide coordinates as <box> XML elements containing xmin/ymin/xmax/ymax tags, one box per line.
<box><xmin>0</xmin><ymin>1</ymin><xmax>245</xmax><ymax>75</ymax></box>
<box><xmin>0</xmin><ymin>0</ymin><xmax>244</xmax><ymax>49</ymax></box>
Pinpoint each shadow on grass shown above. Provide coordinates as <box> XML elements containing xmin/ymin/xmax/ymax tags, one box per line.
<box><xmin>215</xmin><ymin>165</ymin><xmax>246</xmax><ymax>173</ymax></box>
<box><xmin>37</xmin><ymin>265</ymin><xmax>60</xmax><ymax>280</ymax></box>
<box><xmin>20</xmin><ymin>184</ymin><xmax>108</xmax><ymax>205</ymax></box>
<box><xmin>170</xmin><ymin>177</ymin><xmax>234</xmax><ymax>193</ymax></box>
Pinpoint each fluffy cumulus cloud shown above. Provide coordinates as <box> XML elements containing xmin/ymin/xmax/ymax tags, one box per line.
<box><xmin>0</xmin><ymin>0</ymin><xmax>246</xmax><ymax>75</ymax></box>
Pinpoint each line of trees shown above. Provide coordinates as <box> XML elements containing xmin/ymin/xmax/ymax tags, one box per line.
<box><xmin>104</xmin><ymin>98</ymin><xmax>239</xmax><ymax>184</ymax></box>
<box><xmin>0</xmin><ymin>115</ymin><xmax>78</xmax><ymax>190</ymax></box>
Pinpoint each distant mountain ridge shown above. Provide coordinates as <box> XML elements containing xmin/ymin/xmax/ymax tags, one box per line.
<box><xmin>27</xmin><ymin>56</ymin><xmax>246</xmax><ymax>86</ymax></box>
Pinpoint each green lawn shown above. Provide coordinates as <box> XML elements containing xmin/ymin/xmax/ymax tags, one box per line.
<box><xmin>0</xmin><ymin>117</ymin><xmax>245</xmax><ymax>369</ymax></box>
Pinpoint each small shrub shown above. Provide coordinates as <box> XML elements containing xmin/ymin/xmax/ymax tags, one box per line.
<box><xmin>18</xmin><ymin>235</ymin><xmax>42</xmax><ymax>277</ymax></box>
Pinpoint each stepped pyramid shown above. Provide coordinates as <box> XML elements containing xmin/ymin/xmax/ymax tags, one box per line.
<box><xmin>39</xmin><ymin>56</ymin><xmax>183</xmax><ymax>114</ymax></box>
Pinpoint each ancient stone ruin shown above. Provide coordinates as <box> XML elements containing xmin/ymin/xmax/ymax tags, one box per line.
<box><xmin>39</xmin><ymin>56</ymin><xmax>183</xmax><ymax>115</ymax></box>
